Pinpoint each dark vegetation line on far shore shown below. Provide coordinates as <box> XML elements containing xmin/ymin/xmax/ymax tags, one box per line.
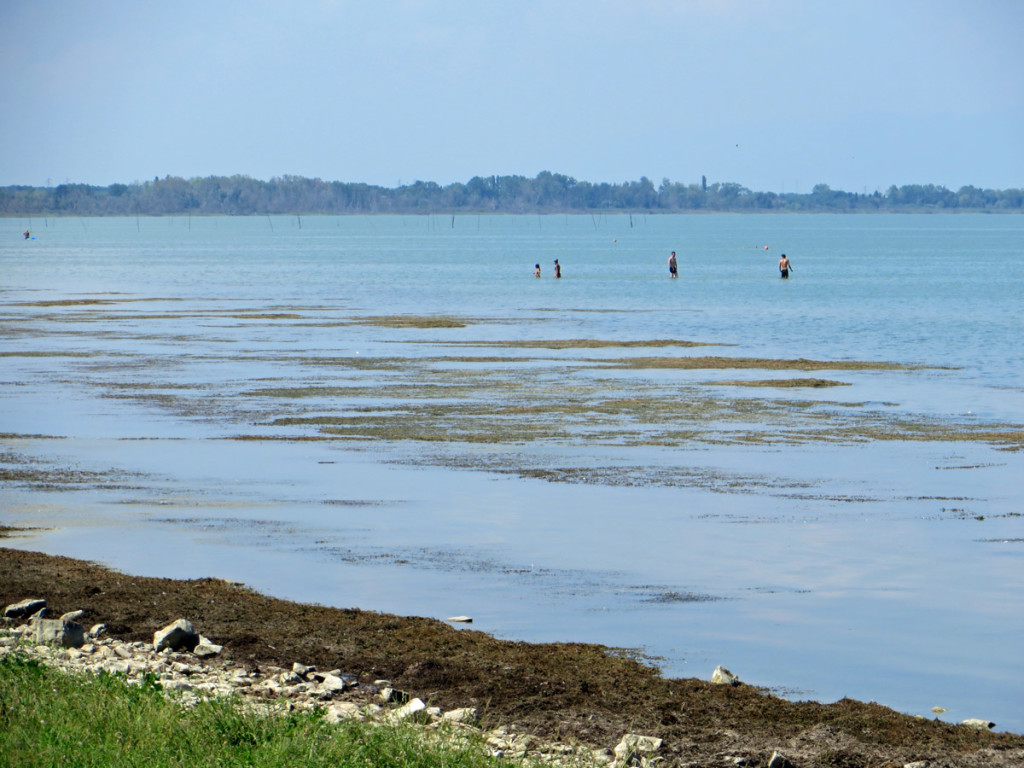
<box><xmin>3</xmin><ymin>171</ymin><xmax>1023</xmax><ymax>216</ymax></box>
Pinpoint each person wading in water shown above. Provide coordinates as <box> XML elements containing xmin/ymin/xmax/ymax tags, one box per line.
<box><xmin>779</xmin><ymin>254</ymin><xmax>793</xmax><ymax>279</ymax></box>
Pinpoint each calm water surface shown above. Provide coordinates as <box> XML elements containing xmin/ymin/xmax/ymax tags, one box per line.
<box><xmin>2</xmin><ymin>214</ymin><xmax>1022</xmax><ymax>731</ymax></box>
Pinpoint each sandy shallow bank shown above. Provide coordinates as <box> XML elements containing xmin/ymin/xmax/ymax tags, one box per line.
<box><xmin>2</xmin><ymin>545</ymin><xmax>1022</xmax><ymax>767</ymax></box>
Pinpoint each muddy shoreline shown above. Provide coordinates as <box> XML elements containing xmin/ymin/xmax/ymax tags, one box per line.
<box><xmin>3</xmin><ymin>544</ymin><xmax>1021</xmax><ymax>767</ymax></box>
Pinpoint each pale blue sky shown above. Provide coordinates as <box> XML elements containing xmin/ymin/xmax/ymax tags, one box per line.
<box><xmin>2</xmin><ymin>0</ymin><xmax>1021</xmax><ymax>192</ymax></box>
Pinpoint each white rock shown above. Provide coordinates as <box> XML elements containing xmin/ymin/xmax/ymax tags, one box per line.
<box><xmin>711</xmin><ymin>665</ymin><xmax>740</xmax><ymax>686</ymax></box>
<box><xmin>959</xmin><ymin>718</ymin><xmax>995</xmax><ymax>730</ymax></box>
<box><xmin>379</xmin><ymin>686</ymin><xmax>409</xmax><ymax>704</ymax></box>
<box><xmin>442</xmin><ymin>707</ymin><xmax>478</xmax><ymax>724</ymax></box>
<box><xmin>768</xmin><ymin>750</ymin><xmax>795</xmax><ymax>768</ymax></box>
<box><xmin>107</xmin><ymin>660</ymin><xmax>133</xmax><ymax>675</ymax></box>
<box><xmin>319</xmin><ymin>673</ymin><xmax>350</xmax><ymax>693</ymax></box>
<box><xmin>389</xmin><ymin>697</ymin><xmax>427</xmax><ymax>721</ymax></box>
<box><xmin>614</xmin><ymin>733</ymin><xmax>663</xmax><ymax>761</ymax></box>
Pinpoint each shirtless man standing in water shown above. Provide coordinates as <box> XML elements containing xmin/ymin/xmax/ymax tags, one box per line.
<box><xmin>668</xmin><ymin>251</ymin><xmax>678</xmax><ymax>278</ymax></box>
<box><xmin>779</xmin><ymin>254</ymin><xmax>792</xmax><ymax>279</ymax></box>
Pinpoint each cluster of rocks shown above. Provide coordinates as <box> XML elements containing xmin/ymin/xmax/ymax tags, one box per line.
<box><xmin>1</xmin><ymin>597</ymin><xmax>667</xmax><ymax>766</ymax></box>
<box><xmin>2</xmin><ymin>597</ymin><xmax>997</xmax><ymax>767</ymax></box>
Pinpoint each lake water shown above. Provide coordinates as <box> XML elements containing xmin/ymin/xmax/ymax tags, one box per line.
<box><xmin>2</xmin><ymin>213</ymin><xmax>1022</xmax><ymax>732</ymax></box>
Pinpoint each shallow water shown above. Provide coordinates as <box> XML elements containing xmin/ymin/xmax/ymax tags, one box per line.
<box><xmin>2</xmin><ymin>214</ymin><xmax>1022</xmax><ymax>731</ymax></box>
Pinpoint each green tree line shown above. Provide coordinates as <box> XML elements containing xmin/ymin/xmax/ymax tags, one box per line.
<box><xmin>2</xmin><ymin>172</ymin><xmax>1022</xmax><ymax>215</ymax></box>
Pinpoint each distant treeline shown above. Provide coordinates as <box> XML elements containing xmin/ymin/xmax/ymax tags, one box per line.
<box><xmin>3</xmin><ymin>172</ymin><xmax>1023</xmax><ymax>215</ymax></box>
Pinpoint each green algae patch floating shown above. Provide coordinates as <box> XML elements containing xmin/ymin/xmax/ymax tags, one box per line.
<box><xmin>351</xmin><ymin>315</ymin><xmax>472</xmax><ymax>328</ymax></box>
<box><xmin>592</xmin><ymin>356</ymin><xmax>919</xmax><ymax>371</ymax></box>
<box><xmin>431</xmin><ymin>338</ymin><xmax>724</xmax><ymax>349</ymax></box>
<box><xmin>715</xmin><ymin>378</ymin><xmax>852</xmax><ymax>388</ymax></box>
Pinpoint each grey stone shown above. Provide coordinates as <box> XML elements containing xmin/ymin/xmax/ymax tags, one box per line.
<box><xmin>60</xmin><ymin>610</ymin><xmax>85</xmax><ymax>622</ymax></box>
<box><xmin>959</xmin><ymin>718</ymin><xmax>995</xmax><ymax>730</ymax></box>
<box><xmin>32</xmin><ymin>618</ymin><xmax>85</xmax><ymax>648</ymax></box>
<box><xmin>325</xmin><ymin>701</ymin><xmax>363</xmax><ymax>723</ymax></box>
<box><xmin>4</xmin><ymin>599</ymin><xmax>46</xmax><ymax>620</ymax></box>
<box><xmin>768</xmin><ymin>750</ymin><xmax>796</xmax><ymax>768</ymax></box>
<box><xmin>193</xmin><ymin>642</ymin><xmax>223</xmax><ymax>659</ymax></box>
<box><xmin>379</xmin><ymin>686</ymin><xmax>410</xmax><ymax>704</ymax></box>
<box><xmin>162</xmin><ymin>679</ymin><xmax>194</xmax><ymax>692</ymax></box>
<box><xmin>153</xmin><ymin>619</ymin><xmax>199</xmax><ymax>652</ymax></box>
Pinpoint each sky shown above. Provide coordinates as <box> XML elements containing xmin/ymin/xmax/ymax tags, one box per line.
<box><xmin>2</xmin><ymin>0</ymin><xmax>1022</xmax><ymax>193</ymax></box>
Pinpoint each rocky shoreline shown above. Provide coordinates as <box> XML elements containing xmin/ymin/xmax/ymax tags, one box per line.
<box><xmin>2</xmin><ymin>547</ymin><xmax>1022</xmax><ymax>767</ymax></box>
<box><xmin>1</xmin><ymin>606</ymin><xmax>624</xmax><ymax>766</ymax></box>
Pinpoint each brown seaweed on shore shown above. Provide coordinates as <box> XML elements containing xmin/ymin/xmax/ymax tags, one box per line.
<box><xmin>2</xmin><ymin>547</ymin><xmax>1021</xmax><ymax>767</ymax></box>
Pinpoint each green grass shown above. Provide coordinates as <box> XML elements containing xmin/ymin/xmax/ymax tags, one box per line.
<box><xmin>0</xmin><ymin>653</ymin><xmax>524</xmax><ymax>768</ymax></box>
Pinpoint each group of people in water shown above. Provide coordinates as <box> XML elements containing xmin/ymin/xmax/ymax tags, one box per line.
<box><xmin>534</xmin><ymin>259</ymin><xmax>561</xmax><ymax>278</ymax></box>
<box><xmin>534</xmin><ymin>252</ymin><xmax>793</xmax><ymax>279</ymax></box>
